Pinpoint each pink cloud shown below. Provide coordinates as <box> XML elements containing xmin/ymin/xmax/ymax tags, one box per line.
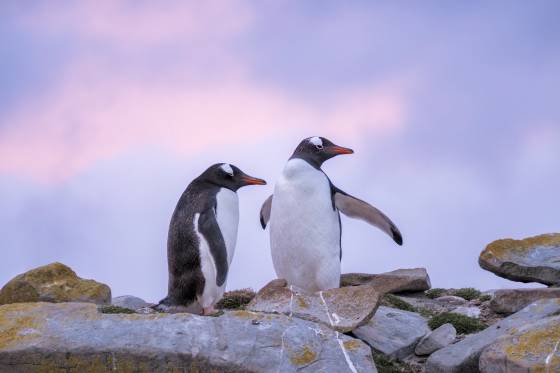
<box><xmin>18</xmin><ymin>0</ymin><xmax>253</xmax><ymax>46</ymax></box>
<box><xmin>0</xmin><ymin>62</ymin><xmax>408</xmax><ymax>182</ymax></box>
<box><xmin>1</xmin><ymin>2</ymin><xmax>410</xmax><ymax>182</ymax></box>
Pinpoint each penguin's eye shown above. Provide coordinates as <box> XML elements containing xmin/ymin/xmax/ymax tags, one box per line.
<box><xmin>315</xmin><ymin>144</ymin><xmax>323</xmax><ymax>150</ymax></box>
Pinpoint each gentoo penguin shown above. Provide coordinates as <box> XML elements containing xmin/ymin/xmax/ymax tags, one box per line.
<box><xmin>260</xmin><ymin>136</ymin><xmax>402</xmax><ymax>293</ymax></box>
<box><xmin>161</xmin><ymin>163</ymin><xmax>266</xmax><ymax>315</ymax></box>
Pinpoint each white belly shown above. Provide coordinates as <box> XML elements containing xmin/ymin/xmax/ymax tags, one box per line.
<box><xmin>270</xmin><ymin>159</ymin><xmax>341</xmax><ymax>292</ymax></box>
<box><xmin>196</xmin><ymin>188</ymin><xmax>239</xmax><ymax>308</ymax></box>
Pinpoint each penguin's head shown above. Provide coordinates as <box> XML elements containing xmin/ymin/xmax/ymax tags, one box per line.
<box><xmin>291</xmin><ymin>136</ymin><xmax>354</xmax><ymax>168</ymax></box>
<box><xmin>203</xmin><ymin>163</ymin><xmax>267</xmax><ymax>191</ymax></box>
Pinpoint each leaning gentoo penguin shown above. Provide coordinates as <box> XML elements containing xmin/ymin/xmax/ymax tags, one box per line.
<box><xmin>161</xmin><ymin>163</ymin><xmax>266</xmax><ymax>315</ymax></box>
<box><xmin>260</xmin><ymin>136</ymin><xmax>402</xmax><ymax>293</ymax></box>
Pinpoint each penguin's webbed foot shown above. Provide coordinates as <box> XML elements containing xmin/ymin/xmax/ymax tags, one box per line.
<box><xmin>202</xmin><ymin>306</ymin><xmax>222</xmax><ymax>316</ymax></box>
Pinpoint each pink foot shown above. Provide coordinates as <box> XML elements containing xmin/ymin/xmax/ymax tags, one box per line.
<box><xmin>202</xmin><ymin>306</ymin><xmax>218</xmax><ymax>316</ymax></box>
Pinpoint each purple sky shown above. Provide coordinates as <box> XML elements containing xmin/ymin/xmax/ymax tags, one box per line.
<box><xmin>1</xmin><ymin>1</ymin><xmax>559</xmax><ymax>302</ymax></box>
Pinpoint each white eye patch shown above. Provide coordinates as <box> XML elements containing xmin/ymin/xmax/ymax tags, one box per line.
<box><xmin>309</xmin><ymin>136</ymin><xmax>323</xmax><ymax>147</ymax></box>
<box><xmin>220</xmin><ymin>163</ymin><xmax>234</xmax><ymax>176</ymax></box>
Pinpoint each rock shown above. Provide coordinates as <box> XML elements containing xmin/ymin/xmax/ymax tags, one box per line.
<box><xmin>0</xmin><ymin>262</ymin><xmax>111</xmax><ymax>305</ymax></box>
<box><xmin>415</xmin><ymin>323</ymin><xmax>456</xmax><ymax>356</ymax></box>
<box><xmin>247</xmin><ymin>279</ymin><xmax>382</xmax><ymax>333</ymax></box>
<box><xmin>426</xmin><ymin>298</ymin><xmax>560</xmax><ymax>373</ymax></box>
<box><xmin>112</xmin><ymin>295</ymin><xmax>150</xmax><ymax>311</ymax></box>
<box><xmin>341</xmin><ymin>268</ymin><xmax>431</xmax><ymax>293</ymax></box>
<box><xmin>353</xmin><ymin>306</ymin><xmax>430</xmax><ymax>360</ymax></box>
<box><xmin>490</xmin><ymin>287</ymin><xmax>560</xmax><ymax>314</ymax></box>
<box><xmin>479</xmin><ymin>315</ymin><xmax>560</xmax><ymax>373</ymax></box>
<box><xmin>479</xmin><ymin>233</ymin><xmax>560</xmax><ymax>285</ymax></box>
<box><xmin>451</xmin><ymin>306</ymin><xmax>481</xmax><ymax>319</ymax></box>
<box><xmin>0</xmin><ymin>302</ymin><xmax>376</xmax><ymax>372</ymax></box>
<box><xmin>435</xmin><ymin>296</ymin><xmax>468</xmax><ymax>306</ymax></box>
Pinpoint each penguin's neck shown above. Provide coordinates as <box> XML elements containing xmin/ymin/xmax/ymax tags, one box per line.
<box><xmin>283</xmin><ymin>158</ymin><xmax>323</xmax><ymax>179</ymax></box>
<box><xmin>289</xmin><ymin>152</ymin><xmax>322</xmax><ymax>170</ymax></box>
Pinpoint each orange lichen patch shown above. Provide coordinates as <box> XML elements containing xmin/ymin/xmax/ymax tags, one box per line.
<box><xmin>481</xmin><ymin>234</ymin><xmax>560</xmax><ymax>261</ymax></box>
<box><xmin>296</xmin><ymin>296</ymin><xmax>309</xmax><ymax>309</ymax></box>
<box><xmin>290</xmin><ymin>346</ymin><xmax>317</xmax><ymax>366</ymax></box>
<box><xmin>505</xmin><ymin>323</ymin><xmax>560</xmax><ymax>369</ymax></box>
<box><xmin>343</xmin><ymin>339</ymin><xmax>362</xmax><ymax>351</ymax></box>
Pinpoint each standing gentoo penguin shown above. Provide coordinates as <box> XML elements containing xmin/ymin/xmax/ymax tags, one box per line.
<box><xmin>260</xmin><ymin>136</ymin><xmax>402</xmax><ymax>293</ymax></box>
<box><xmin>161</xmin><ymin>163</ymin><xmax>266</xmax><ymax>315</ymax></box>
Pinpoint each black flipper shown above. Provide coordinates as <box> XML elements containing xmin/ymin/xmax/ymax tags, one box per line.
<box><xmin>198</xmin><ymin>208</ymin><xmax>229</xmax><ymax>286</ymax></box>
<box><xmin>333</xmin><ymin>187</ymin><xmax>403</xmax><ymax>246</ymax></box>
<box><xmin>259</xmin><ymin>195</ymin><xmax>273</xmax><ymax>229</ymax></box>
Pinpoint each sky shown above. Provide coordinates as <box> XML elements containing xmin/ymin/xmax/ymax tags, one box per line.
<box><xmin>1</xmin><ymin>1</ymin><xmax>559</xmax><ymax>303</ymax></box>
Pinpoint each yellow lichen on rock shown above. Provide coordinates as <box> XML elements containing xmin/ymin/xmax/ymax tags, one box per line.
<box><xmin>343</xmin><ymin>339</ymin><xmax>362</xmax><ymax>351</ymax></box>
<box><xmin>0</xmin><ymin>262</ymin><xmax>111</xmax><ymax>305</ymax></box>
<box><xmin>482</xmin><ymin>233</ymin><xmax>560</xmax><ymax>261</ymax></box>
<box><xmin>0</xmin><ymin>303</ymin><xmax>44</xmax><ymax>349</ymax></box>
<box><xmin>505</xmin><ymin>323</ymin><xmax>560</xmax><ymax>370</ymax></box>
<box><xmin>290</xmin><ymin>345</ymin><xmax>317</xmax><ymax>365</ymax></box>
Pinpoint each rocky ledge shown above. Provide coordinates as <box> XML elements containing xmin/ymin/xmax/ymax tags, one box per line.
<box><xmin>2</xmin><ymin>231</ymin><xmax>560</xmax><ymax>373</ymax></box>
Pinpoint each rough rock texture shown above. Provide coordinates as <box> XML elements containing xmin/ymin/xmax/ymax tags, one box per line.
<box><xmin>450</xmin><ymin>306</ymin><xmax>481</xmax><ymax>319</ymax></box>
<box><xmin>479</xmin><ymin>315</ymin><xmax>560</xmax><ymax>373</ymax></box>
<box><xmin>353</xmin><ymin>306</ymin><xmax>430</xmax><ymax>360</ymax></box>
<box><xmin>479</xmin><ymin>233</ymin><xmax>560</xmax><ymax>285</ymax></box>
<box><xmin>490</xmin><ymin>287</ymin><xmax>560</xmax><ymax>314</ymax></box>
<box><xmin>247</xmin><ymin>279</ymin><xmax>382</xmax><ymax>333</ymax></box>
<box><xmin>0</xmin><ymin>302</ymin><xmax>376</xmax><ymax>373</ymax></box>
<box><xmin>341</xmin><ymin>268</ymin><xmax>431</xmax><ymax>293</ymax></box>
<box><xmin>415</xmin><ymin>323</ymin><xmax>456</xmax><ymax>356</ymax></box>
<box><xmin>435</xmin><ymin>296</ymin><xmax>468</xmax><ymax>306</ymax></box>
<box><xmin>112</xmin><ymin>295</ymin><xmax>150</xmax><ymax>311</ymax></box>
<box><xmin>0</xmin><ymin>262</ymin><xmax>111</xmax><ymax>305</ymax></box>
<box><xmin>426</xmin><ymin>298</ymin><xmax>560</xmax><ymax>373</ymax></box>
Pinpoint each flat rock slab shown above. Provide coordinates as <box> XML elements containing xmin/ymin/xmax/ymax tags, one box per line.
<box><xmin>450</xmin><ymin>306</ymin><xmax>481</xmax><ymax>319</ymax></box>
<box><xmin>353</xmin><ymin>306</ymin><xmax>430</xmax><ymax>361</ymax></box>
<box><xmin>426</xmin><ymin>298</ymin><xmax>560</xmax><ymax>373</ymax></box>
<box><xmin>247</xmin><ymin>279</ymin><xmax>382</xmax><ymax>333</ymax></box>
<box><xmin>479</xmin><ymin>233</ymin><xmax>560</xmax><ymax>285</ymax></box>
<box><xmin>415</xmin><ymin>323</ymin><xmax>456</xmax><ymax>356</ymax></box>
<box><xmin>0</xmin><ymin>302</ymin><xmax>376</xmax><ymax>373</ymax></box>
<box><xmin>479</xmin><ymin>315</ymin><xmax>560</xmax><ymax>373</ymax></box>
<box><xmin>341</xmin><ymin>268</ymin><xmax>431</xmax><ymax>293</ymax></box>
<box><xmin>490</xmin><ymin>287</ymin><xmax>560</xmax><ymax>314</ymax></box>
<box><xmin>0</xmin><ymin>262</ymin><xmax>111</xmax><ymax>305</ymax></box>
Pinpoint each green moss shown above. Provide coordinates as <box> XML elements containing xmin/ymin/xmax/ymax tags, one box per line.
<box><xmin>479</xmin><ymin>294</ymin><xmax>492</xmax><ymax>302</ymax></box>
<box><xmin>372</xmin><ymin>352</ymin><xmax>418</xmax><ymax>373</ymax></box>
<box><xmin>425</xmin><ymin>288</ymin><xmax>446</xmax><ymax>299</ymax></box>
<box><xmin>382</xmin><ymin>294</ymin><xmax>417</xmax><ymax>313</ymax></box>
<box><xmin>98</xmin><ymin>305</ymin><xmax>135</xmax><ymax>314</ymax></box>
<box><xmin>216</xmin><ymin>288</ymin><xmax>256</xmax><ymax>310</ymax></box>
<box><xmin>453</xmin><ymin>288</ymin><xmax>481</xmax><ymax>301</ymax></box>
<box><xmin>429</xmin><ymin>312</ymin><xmax>485</xmax><ymax>334</ymax></box>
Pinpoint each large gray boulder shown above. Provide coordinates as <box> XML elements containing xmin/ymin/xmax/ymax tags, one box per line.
<box><xmin>490</xmin><ymin>287</ymin><xmax>560</xmax><ymax>314</ymax></box>
<box><xmin>415</xmin><ymin>323</ymin><xmax>456</xmax><ymax>356</ymax></box>
<box><xmin>479</xmin><ymin>314</ymin><xmax>560</xmax><ymax>372</ymax></box>
<box><xmin>0</xmin><ymin>262</ymin><xmax>111</xmax><ymax>305</ymax></box>
<box><xmin>0</xmin><ymin>302</ymin><xmax>376</xmax><ymax>372</ymax></box>
<box><xmin>479</xmin><ymin>233</ymin><xmax>560</xmax><ymax>285</ymax></box>
<box><xmin>426</xmin><ymin>298</ymin><xmax>560</xmax><ymax>373</ymax></box>
<box><xmin>353</xmin><ymin>306</ymin><xmax>430</xmax><ymax>360</ymax></box>
<box><xmin>247</xmin><ymin>279</ymin><xmax>382</xmax><ymax>333</ymax></box>
<box><xmin>341</xmin><ymin>268</ymin><xmax>431</xmax><ymax>293</ymax></box>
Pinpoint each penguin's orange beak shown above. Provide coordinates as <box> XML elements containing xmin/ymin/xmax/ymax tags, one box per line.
<box><xmin>327</xmin><ymin>145</ymin><xmax>354</xmax><ymax>155</ymax></box>
<box><xmin>241</xmin><ymin>175</ymin><xmax>267</xmax><ymax>185</ymax></box>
